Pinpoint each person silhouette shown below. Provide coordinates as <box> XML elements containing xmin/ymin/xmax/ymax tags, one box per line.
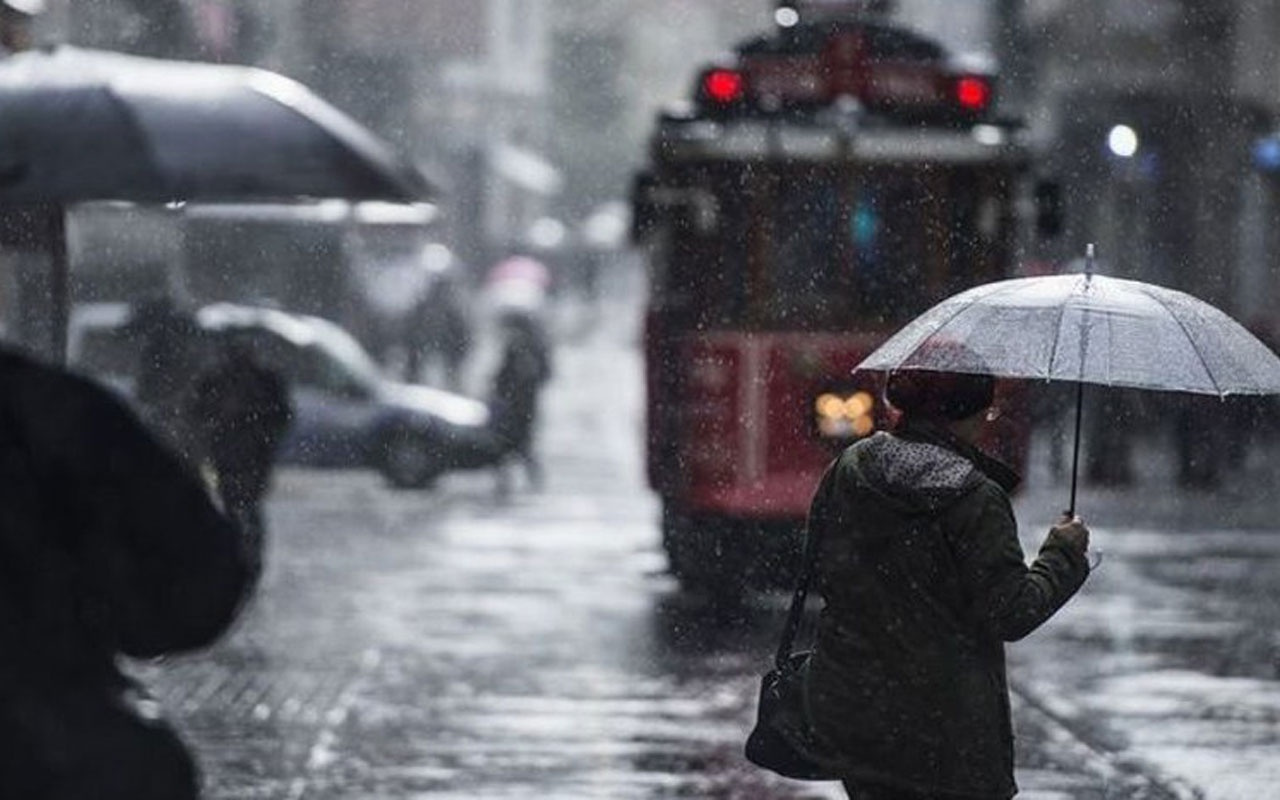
<box><xmin>488</xmin><ymin>308</ymin><xmax>552</xmax><ymax>492</ymax></box>
<box><xmin>184</xmin><ymin>337</ymin><xmax>293</xmax><ymax>579</ymax></box>
<box><xmin>0</xmin><ymin>343</ymin><xmax>254</xmax><ymax>799</ymax></box>
<box><xmin>801</xmin><ymin>362</ymin><xmax>1090</xmax><ymax>799</ymax></box>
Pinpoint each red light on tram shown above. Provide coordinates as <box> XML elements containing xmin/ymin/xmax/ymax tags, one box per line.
<box><xmin>954</xmin><ymin>76</ymin><xmax>992</xmax><ymax>112</ymax></box>
<box><xmin>703</xmin><ymin>69</ymin><xmax>746</xmax><ymax>105</ymax></box>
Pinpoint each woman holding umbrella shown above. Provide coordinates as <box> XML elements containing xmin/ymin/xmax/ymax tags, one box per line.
<box><xmin>804</xmin><ymin>347</ymin><xmax>1091</xmax><ymax>800</ymax></box>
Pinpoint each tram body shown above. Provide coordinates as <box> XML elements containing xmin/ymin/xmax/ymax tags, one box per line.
<box><xmin>632</xmin><ymin>14</ymin><xmax>1050</xmax><ymax>593</ymax></box>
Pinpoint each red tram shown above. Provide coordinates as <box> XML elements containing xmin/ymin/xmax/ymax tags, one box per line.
<box><xmin>631</xmin><ymin>9</ymin><xmax>1059</xmax><ymax>596</ymax></box>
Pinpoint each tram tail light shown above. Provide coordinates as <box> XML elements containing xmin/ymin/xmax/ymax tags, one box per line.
<box><xmin>815</xmin><ymin>390</ymin><xmax>877</xmax><ymax>439</ymax></box>
<box><xmin>698</xmin><ymin>67</ymin><xmax>748</xmax><ymax>112</ymax></box>
<box><xmin>952</xmin><ymin>75</ymin><xmax>993</xmax><ymax>115</ymax></box>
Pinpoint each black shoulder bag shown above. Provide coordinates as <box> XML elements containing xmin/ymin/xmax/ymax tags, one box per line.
<box><xmin>744</xmin><ymin>524</ymin><xmax>841</xmax><ymax>780</ymax></box>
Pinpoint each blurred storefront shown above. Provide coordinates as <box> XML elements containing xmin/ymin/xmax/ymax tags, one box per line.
<box><xmin>1026</xmin><ymin>0</ymin><xmax>1280</xmax><ymax>317</ymax></box>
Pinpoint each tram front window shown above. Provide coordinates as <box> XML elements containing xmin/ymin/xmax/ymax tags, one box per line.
<box><xmin>657</xmin><ymin>165</ymin><xmax>1004</xmax><ymax>332</ymax></box>
<box><xmin>847</xmin><ymin>174</ymin><xmax>935</xmax><ymax>325</ymax></box>
<box><xmin>765</xmin><ymin>167</ymin><xmax>998</xmax><ymax>329</ymax></box>
<box><xmin>769</xmin><ymin>176</ymin><xmax>847</xmax><ymax>325</ymax></box>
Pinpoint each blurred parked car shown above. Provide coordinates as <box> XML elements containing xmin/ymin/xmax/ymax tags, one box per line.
<box><xmin>197</xmin><ymin>303</ymin><xmax>501</xmax><ymax>488</ymax></box>
<box><xmin>69</xmin><ymin>301</ymin><xmax>503</xmax><ymax>488</ymax></box>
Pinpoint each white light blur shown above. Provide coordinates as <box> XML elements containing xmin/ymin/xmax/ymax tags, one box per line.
<box><xmin>527</xmin><ymin>217</ymin><xmax>568</xmax><ymax>250</ymax></box>
<box><xmin>972</xmin><ymin>125</ymin><xmax>1003</xmax><ymax>146</ymax></box>
<box><xmin>1108</xmin><ymin>125</ymin><xmax>1139</xmax><ymax>158</ymax></box>
<box><xmin>775</xmin><ymin>7</ymin><xmax>800</xmax><ymax>27</ymax></box>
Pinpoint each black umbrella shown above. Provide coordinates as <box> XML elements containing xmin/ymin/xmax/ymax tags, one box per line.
<box><xmin>0</xmin><ymin>45</ymin><xmax>435</xmax><ymax>358</ymax></box>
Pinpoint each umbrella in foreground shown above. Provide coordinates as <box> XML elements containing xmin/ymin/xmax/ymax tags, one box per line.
<box><xmin>0</xmin><ymin>45</ymin><xmax>434</xmax><ymax>359</ymax></box>
<box><xmin>855</xmin><ymin>247</ymin><xmax>1280</xmax><ymax>513</ymax></box>
<box><xmin>0</xmin><ymin>45</ymin><xmax>432</xmax><ymax>203</ymax></box>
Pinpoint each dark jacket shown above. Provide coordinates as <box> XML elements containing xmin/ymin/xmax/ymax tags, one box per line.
<box><xmin>185</xmin><ymin>350</ymin><xmax>293</xmax><ymax>514</ymax></box>
<box><xmin>489</xmin><ymin>317</ymin><xmax>552</xmax><ymax>452</ymax></box>
<box><xmin>806</xmin><ymin>422</ymin><xmax>1088</xmax><ymax>799</ymax></box>
<box><xmin>0</xmin><ymin>349</ymin><xmax>252</xmax><ymax>685</ymax></box>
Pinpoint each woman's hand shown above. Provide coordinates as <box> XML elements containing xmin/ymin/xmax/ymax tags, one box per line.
<box><xmin>1050</xmin><ymin>515</ymin><xmax>1090</xmax><ymax>554</ymax></box>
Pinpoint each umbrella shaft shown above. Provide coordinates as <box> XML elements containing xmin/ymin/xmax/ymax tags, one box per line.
<box><xmin>1068</xmin><ymin>381</ymin><xmax>1083</xmax><ymax>517</ymax></box>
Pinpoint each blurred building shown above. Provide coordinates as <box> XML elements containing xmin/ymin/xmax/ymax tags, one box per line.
<box><xmin>542</xmin><ymin>0</ymin><xmax>993</xmax><ymax>235</ymax></box>
<box><xmin>40</xmin><ymin>0</ymin><xmax>263</xmax><ymax>61</ymax></box>
<box><xmin>280</xmin><ymin>0</ymin><xmax>557</xmax><ymax>271</ymax></box>
<box><xmin>544</xmin><ymin>1</ymin><xmax>760</xmax><ymax>224</ymax></box>
<box><xmin>1022</xmin><ymin>0</ymin><xmax>1280</xmax><ymax>330</ymax></box>
<box><xmin>36</xmin><ymin>0</ymin><xmax>1280</xmax><ymax>327</ymax></box>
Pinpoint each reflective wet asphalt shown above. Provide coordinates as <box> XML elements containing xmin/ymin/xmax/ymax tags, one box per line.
<box><xmin>136</xmin><ymin>293</ymin><xmax>1280</xmax><ymax>800</ymax></box>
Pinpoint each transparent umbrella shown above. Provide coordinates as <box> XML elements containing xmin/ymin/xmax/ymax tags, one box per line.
<box><xmin>856</xmin><ymin>246</ymin><xmax>1280</xmax><ymax>512</ymax></box>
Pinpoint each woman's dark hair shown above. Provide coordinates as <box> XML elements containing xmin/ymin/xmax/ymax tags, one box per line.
<box><xmin>885</xmin><ymin>369</ymin><xmax>996</xmax><ymax>422</ymax></box>
<box><xmin>883</xmin><ymin>340</ymin><xmax>996</xmax><ymax>422</ymax></box>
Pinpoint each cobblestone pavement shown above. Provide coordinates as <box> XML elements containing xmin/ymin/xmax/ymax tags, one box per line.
<box><xmin>1007</xmin><ymin>443</ymin><xmax>1280</xmax><ymax>800</ymax></box>
<box><xmin>133</xmin><ymin>296</ymin><xmax>1280</xmax><ymax>799</ymax></box>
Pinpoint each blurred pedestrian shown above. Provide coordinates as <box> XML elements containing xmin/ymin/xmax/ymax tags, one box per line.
<box><xmin>1172</xmin><ymin>394</ymin><xmax>1222</xmax><ymax>490</ymax></box>
<box><xmin>127</xmin><ymin>296</ymin><xmax>205</xmax><ymax>459</ymax></box>
<box><xmin>802</xmin><ymin>360</ymin><xmax>1091</xmax><ymax>799</ymax></box>
<box><xmin>0</xmin><ymin>344</ymin><xmax>254</xmax><ymax>799</ymax></box>
<box><xmin>488</xmin><ymin>308</ymin><xmax>552</xmax><ymax>492</ymax></box>
<box><xmin>0</xmin><ymin>0</ymin><xmax>41</xmax><ymax>57</ymax></box>
<box><xmin>185</xmin><ymin>338</ymin><xmax>293</xmax><ymax>577</ymax></box>
<box><xmin>403</xmin><ymin>262</ymin><xmax>472</xmax><ymax>391</ymax></box>
<box><xmin>484</xmin><ymin>255</ymin><xmax>551</xmax><ymax>316</ymax></box>
<box><xmin>1083</xmin><ymin>388</ymin><xmax>1138</xmax><ymax>487</ymax></box>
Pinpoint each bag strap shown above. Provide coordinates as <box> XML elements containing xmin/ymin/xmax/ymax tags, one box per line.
<box><xmin>774</xmin><ymin>521</ymin><xmax>824</xmax><ymax>670</ymax></box>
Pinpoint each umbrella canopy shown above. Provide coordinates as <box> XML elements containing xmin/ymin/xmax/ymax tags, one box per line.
<box><xmin>856</xmin><ymin>272</ymin><xmax>1280</xmax><ymax>397</ymax></box>
<box><xmin>855</xmin><ymin>265</ymin><xmax>1280</xmax><ymax>514</ymax></box>
<box><xmin>0</xmin><ymin>46</ymin><xmax>432</xmax><ymax>203</ymax></box>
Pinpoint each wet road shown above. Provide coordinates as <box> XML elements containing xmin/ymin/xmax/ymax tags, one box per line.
<box><xmin>136</xmin><ymin>295</ymin><xmax>1280</xmax><ymax>800</ymax></box>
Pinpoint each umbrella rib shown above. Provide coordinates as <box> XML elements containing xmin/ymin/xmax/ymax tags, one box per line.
<box><xmin>1044</xmin><ymin>275</ymin><xmax>1082</xmax><ymax>382</ymax></box>
<box><xmin>96</xmin><ymin>84</ymin><xmax>171</xmax><ymax>196</ymax></box>
<box><xmin>1144</xmin><ymin>286</ymin><xmax>1223</xmax><ymax>396</ymax></box>
<box><xmin>1104</xmin><ymin>298</ymin><xmax>1115</xmax><ymax>385</ymax></box>
<box><xmin>251</xmin><ymin>75</ymin><xmax>426</xmax><ymax>201</ymax></box>
<box><xmin>900</xmin><ymin>280</ymin><xmax>1029</xmax><ymax>372</ymax></box>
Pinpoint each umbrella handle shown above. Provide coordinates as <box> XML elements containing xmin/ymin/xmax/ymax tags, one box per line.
<box><xmin>1066</xmin><ymin>380</ymin><xmax>1083</xmax><ymax>517</ymax></box>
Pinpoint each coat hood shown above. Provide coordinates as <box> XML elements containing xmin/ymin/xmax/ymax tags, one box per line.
<box><xmin>849</xmin><ymin>432</ymin><xmax>983</xmax><ymax>514</ymax></box>
<box><xmin>846</xmin><ymin>423</ymin><xmax>1019</xmax><ymax>516</ymax></box>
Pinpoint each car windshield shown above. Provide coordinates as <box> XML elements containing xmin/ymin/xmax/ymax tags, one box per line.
<box><xmin>306</xmin><ymin>322</ymin><xmax>385</xmax><ymax>394</ymax></box>
<box><xmin>211</xmin><ymin>312</ymin><xmax>386</xmax><ymax>399</ymax></box>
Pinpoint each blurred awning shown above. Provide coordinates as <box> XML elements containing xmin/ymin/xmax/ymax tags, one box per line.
<box><xmin>182</xmin><ymin>200</ymin><xmax>438</xmax><ymax>226</ymax></box>
<box><xmin>490</xmin><ymin>143</ymin><xmax>563</xmax><ymax>196</ymax></box>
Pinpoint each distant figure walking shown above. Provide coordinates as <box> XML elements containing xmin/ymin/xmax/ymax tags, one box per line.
<box><xmin>404</xmin><ymin>266</ymin><xmax>472</xmax><ymax>391</ymax></box>
<box><xmin>185</xmin><ymin>340</ymin><xmax>293</xmax><ymax>577</ymax></box>
<box><xmin>0</xmin><ymin>345</ymin><xmax>253</xmax><ymax>800</ymax></box>
<box><xmin>489</xmin><ymin>309</ymin><xmax>552</xmax><ymax>492</ymax></box>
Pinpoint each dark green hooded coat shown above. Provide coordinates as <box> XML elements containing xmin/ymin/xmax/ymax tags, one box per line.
<box><xmin>806</xmin><ymin>423</ymin><xmax>1088</xmax><ymax>799</ymax></box>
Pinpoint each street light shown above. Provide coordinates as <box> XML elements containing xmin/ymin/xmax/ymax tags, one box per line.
<box><xmin>1108</xmin><ymin>124</ymin><xmax>1139</xmax><ymax>158</ymax></box>
<box><xmin>1254</xmin><ymin>135</ymin><xmax>1280</xmax><ymax>173</ymax></box>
